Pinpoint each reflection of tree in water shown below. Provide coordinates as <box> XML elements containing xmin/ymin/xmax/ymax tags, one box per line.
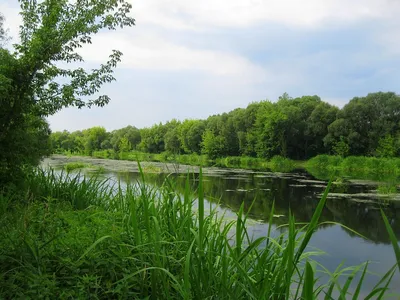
<box><xmin>115</xmin><ymin>171</ymin><xmax>400</xmax><ymax>244</ymax></box>
<box><xmin>325</xmin><ymin>198</ymin><xmax>399</xmax><ymax>244</ymax></box>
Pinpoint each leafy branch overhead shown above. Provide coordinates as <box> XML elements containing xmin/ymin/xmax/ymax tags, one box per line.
<box><xmin>15</xmin><ymin>0</ymin><xmax>135</xmax><ymax>115</ymax></box>
<box><xmin>0</xmin><ymin>0</ymin><xmax>134</xmax><ymax>186</ymax></box>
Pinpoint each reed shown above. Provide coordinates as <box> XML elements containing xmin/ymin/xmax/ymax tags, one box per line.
<box><xmin>0</xmin><ymin>168</ymin><xmax>398</xmax><ymax>298</ymax></box>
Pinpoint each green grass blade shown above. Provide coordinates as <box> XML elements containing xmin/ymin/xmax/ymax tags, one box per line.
<box><xmin>352</xmin><ymin>262</ymin><xmax>368</xmax><ymax>300</ymax></box>
<box><xmin>381</xmin><ymin>209</ymin><xmax>400</xmax><ymax>273</ymax></box>
<box><xmin>301</xmin><ymin>261</ymin><xmax>315</xmax><ymax>300</ymax></box>
<box><xmin>77</xmin><ymin>235</ymin><xmax>111</xmax><ymax>262</ymax></box>
<box><xmin>198</xmin><ymin>168</ymin><xmax>204</xmax><ymax>252</ymax></box>
<box><xmin>294</xmin><ymin>179</ymin><xmax>332</xmax><ymax>264</ymax></box>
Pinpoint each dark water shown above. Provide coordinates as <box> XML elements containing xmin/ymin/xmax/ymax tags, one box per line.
<box><xmin>107</xmin><ymin>168</ymin><xmax>400</xmax><ymax>296</ymax></box>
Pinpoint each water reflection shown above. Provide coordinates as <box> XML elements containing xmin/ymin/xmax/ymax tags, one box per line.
<box><xmin>116</xmin><ymin>171</ymin><xmax>400</xmax><ymax>245</ymax></box>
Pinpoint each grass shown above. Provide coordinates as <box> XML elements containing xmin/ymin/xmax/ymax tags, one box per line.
<box><xmin>307</xmin><ymin>155</ymin><xmax>400</xmax><ymax>182</ymax></box>
<box><xmin>377</xmin><ymin>183</ymin><xmax>398</xmax><ymax>195</ymax></box>
<box><xmin>92</xmin><ymin>150</ymin><xmax>213</xmax><ymax>167</ymax></box>
<box><xmin>215</xmin><ymin>155</ymin><xmax>299</xmax><ymax>172</ymax></box>
<box><xmin>59</xmin><ymin>151</ymin><xmax>400</xmax><ymax>180</ymax></box>
<box><xmin>215</xmin><ymin>156</ymin><xmax>267</xmax><ymax>170</ymax></box>
<box><xmin>0</xmin><ymin>168</ymin><xmax>399</xmax><ymax>299</ymax></box>
<box><xmin>81</xmin><ymin>150</ymin><xmax>301</xmax><ymax>172</ymax></box>
<box><xmin>268</xmin><ymin>155</ymin><xmax>297</xmax><ymax>172</ymax></box>
<box><xmin>64</xmin><ymin>162</ymin><xmax>88</xmax><ymax>172</ymax></box>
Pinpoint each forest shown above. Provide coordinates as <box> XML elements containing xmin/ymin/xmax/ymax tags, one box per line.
<box><xmin>51</xmin><ymin>92</ymin><xmax>400</xmax><ymax>161</ymax></box>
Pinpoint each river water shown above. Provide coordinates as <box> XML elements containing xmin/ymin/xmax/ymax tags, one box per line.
<box><xmin>43</xmin><ymin>156</ymin><xmax>400</xmax><ymax>296</ymax></box>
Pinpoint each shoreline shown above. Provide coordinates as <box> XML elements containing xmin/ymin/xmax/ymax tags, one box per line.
<box><xmin>42</xmin><ymin>154</ymin><xmax>283</xmax><ymax>176</ymax></box>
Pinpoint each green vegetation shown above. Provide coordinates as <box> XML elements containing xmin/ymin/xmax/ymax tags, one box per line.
<box><xmin>51</xmin><ymin>92</ymin><xmax>400</xmax><ymax>165</ymax></box>
<box><xmin>92</xmin><ymin>150</ymin><xmax>213</xmax><ymax>168</ymax></box>
<box><xmin>1</xmin><ymin>169</ymin><xmax>399</xmax><ymax>298</ymax></box>
<box><xmin>64</xmin><ymin>162</ymin><xmax>88</xmax><ymax>172</ymax></box>
<box><xmin>268</xmin><ymin>155</ymin><xmax>297</xmax><ymax>172</ymax></box>
<box><xmin>307</xmin><ymin>155</ymin><xmax>400</xmax><ymax>180</ymax></box>
<box><xmin>377</xmin><ymin>183</ymin><xmax>398</xmax><ymax>195</ymax></box>
<box><xmin>0</xmin><ymin>0</ymin><xmax>134</xmax><ymax>187</ymax></box>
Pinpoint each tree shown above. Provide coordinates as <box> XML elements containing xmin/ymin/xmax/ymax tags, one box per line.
<box><xmin>110</xmin><ymin>126</ymin><xmax>141</xmax><ymax>151</ymax></box>
<box><xmin>0</xmin><ymin>0</ymin><xmax>134</xmax><ymax>185</ymax></box>
<box><xmin>201</xmin><ymin>130</ymin><xmax>226</xmax><ymax>159</ymax></box>
<box><xmin>119</xmin><ymin>137</ymin><xmax>132</xmax><ymax>153</ymax></box>
<box><xmin>306</xmin><ymin>102</ymin><xmax>339</xmax><ymax>156</ymax></box>
<box><xmin>376</xmin><ymin>135</ymin><xmax>396</xmax><ymax>157</ymax></box>
<box><xmin>332</xmin><ymin>136</ymin><xmax>350</xmax><ymax>157</ymax></box>
<box><xmin>164</xmin><ymin>128</ymin><xmax>181</xmax><ymax>154</ymax></box>
<box><xmin>139</xmin><ymin>124</ymin><xmax>166</xmax><ymax>153</ymax></box>
<box><xmin>178</xmin><ymin>120</ymin><xmax>205</xmax><ymax>154</ymax></box>
<box><xmin>82</xmin><ymin>127</ymin><xmax>107</xmax><ymax>156</ymax></box>
<box><xmin>324</xmin><ymin>92</ymin><xmax>400</xmax><ymax>156</ymax></box>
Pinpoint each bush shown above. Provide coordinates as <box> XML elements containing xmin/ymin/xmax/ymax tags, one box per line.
<box><xmin>268</xmin><ymin>155</ymin><xmax>295</xmax><ymax>172</ymax></box>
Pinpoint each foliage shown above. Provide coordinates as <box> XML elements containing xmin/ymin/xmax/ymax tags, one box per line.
<box><xmin>109</xmin><ymin>126</ymin><xmax>141</xmax><ymax>151</ymax></box>
<box><xmin>118</xmin><ymin>136</ymin><xmax>132</xmax><ymax>154</ymax></box>
<box><xmin>0</xmin><ymin>169</ymin><xmax>398</xmax><ymax>298</ymax></box>
<box><xmin>268</xmin><ymin>155</ymin><xmax>296</xmax><ymax>172</ymax></box>
<box><xmin>64</xmin><ymin>162</ymin><xmax>87</xmax><ymax>172</ymax></box>
<box><xmin>324</xmin><ymin>92</ymin><xmax>400</xmax><ymax>155</ymax></box>
<box><xmin>50</xmin><ymin>92</ymin><xmax>400</xmax><ymax>165</ymax></box>
<box><xmin>0</xmin><ymin>0</ymin><xmax>134</xmax><ymax>185</ymax></box>
<box><xmin>376</xmin><ymin>134</ymin><xmax>397</xmax><ymax>157</ymax></box>
<box><xmin>307</xmin><ymin>155</ymin><xmax>400</xmax><ymax>182</ymax></box>
<box><xmin>201</xmin><ymin>129</ymin><xmax>227</xmax><ymax>159</ymax></box>
<box><xmin>332</xmin><ymin>136</ymin><xmax>350</xmax><ymax>157</ymax></box>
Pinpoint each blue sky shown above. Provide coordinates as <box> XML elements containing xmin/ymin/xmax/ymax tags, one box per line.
<box><xmin>1</xmin><ymin>0</ymin><xmax>400</xmax><ymax>131</ymax></box>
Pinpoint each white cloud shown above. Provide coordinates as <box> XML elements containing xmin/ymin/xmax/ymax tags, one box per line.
<box><xmin>132</xmin><ymin>0</ymin><xmax>400</xmax><ymax>30</ymax></box>
<box><xmin>78</xmin><ymin>32</ymin><xmax>268</xmax><ymax>81</ymax></box>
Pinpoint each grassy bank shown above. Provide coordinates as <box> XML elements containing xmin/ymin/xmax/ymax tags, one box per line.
<box><xmin>58</xmin><ymin>150</ymin><xmax>400</xmax><ymax>183</ymax></box>
<box><xmin>306</xmin><ymin>155</ymin><xmax>400</xmax><ymax>180</ymax></box>
<box><xmin>0</xmin><ymin>169</ymin><xmax>399</xmax><ymax>298</ymax></box>
<box><xmin>90</xmin><ymin>150</ymin><xmax>213</xmax><ymax>168</ymax></box>
<box><xmin>66</xmin><ymin>150</ymin><xmax>302</xmax><ymax>172</ymax></box>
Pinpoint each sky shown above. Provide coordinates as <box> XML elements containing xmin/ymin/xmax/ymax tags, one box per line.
<box><xmin>1</xmin><ymin>0</ymin><xmax>400</xmax><ymax>132</ymax></box>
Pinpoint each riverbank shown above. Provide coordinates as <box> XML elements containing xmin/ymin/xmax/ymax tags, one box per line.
<box><xmin>57</xmin><ymin>150</ymin><xmax>304</xmax><ymax>172</ymax></box>
<box><xmin>53</xmin><ymin>151</ymin><xmax>400</xmax><ymax>183</ymax></box>
<box><xmin>1</xmin><ymin>168</ymin><xmax>399</xmax><ymax>298</ymax></box>
<box><xmin>42</xmin><ymin>154</ymin><xmax>270</xmax><ymax>176</ymax></box>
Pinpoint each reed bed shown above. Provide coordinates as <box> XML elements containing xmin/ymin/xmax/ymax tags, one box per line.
<box><xmin>0</xmin><ymin>168</ymin><xmax>398</xmax><ymax>299</ymax></box>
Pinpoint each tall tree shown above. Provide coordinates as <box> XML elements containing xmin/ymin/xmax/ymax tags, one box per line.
<box><xmin>0</xmin><ymin>0</ymin><xmax>134</xmax><ymax>185</ymax></box>
<box><xmin>324</xmin><ymin>92</ymin><xmax>400</xmax><ymax>155</ymax></box>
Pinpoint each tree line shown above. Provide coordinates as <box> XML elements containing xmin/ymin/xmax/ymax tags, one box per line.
<box><xmin>51</xmin><ymin>91</ymin><xmax>400</xmax><ymax>160</ymax></box>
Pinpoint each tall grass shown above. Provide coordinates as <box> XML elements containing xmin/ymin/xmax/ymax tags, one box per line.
<box><xmin>215</xmin><ymin>156</ymin><xmax>267</xmax><ymax>170</ymax></box>
<box><xmin>1</xmin><ymin>168</ymin><xmax>398</xmax><ymax>298</ymax></box>
<box><xmin>215</xmin><ymin>155</ymin><xmax>298</xmax><ymax>172</ymax></box>
<box><xmin>268</xmin><ymin>155</ymin><xmax>296</xmax><ymax>172</ymax></box>
<box><xmin>92</xmin><ymin>150</ymin><xmax>213</xmax><ymax>167</ymax></box>
<box><xmin>64</xmin><ymin>161</ymin><xmax>87</xmax><ymax>172</ymax></box>
<box><xmin>307</xmin><ymin>155</ymin><xmax>400</xmax><ymax>181</ymax></box>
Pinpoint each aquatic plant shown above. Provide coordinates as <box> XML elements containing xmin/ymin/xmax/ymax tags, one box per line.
<box><xmin>268</xmin><ymin>155</ymin><xmax>296</xmax><ymax>172</ymax></box>
<box><xmin>64</xmin><ymin>162</ymin><xmax>87</xmax><ymax>172</ymax></box>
